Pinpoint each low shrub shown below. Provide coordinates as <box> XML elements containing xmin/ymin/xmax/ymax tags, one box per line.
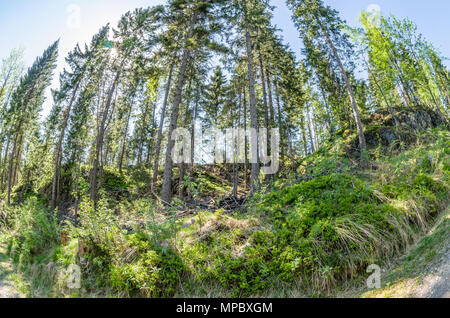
<box><xmin>5</xmin><ymin>197</ymin><xmax>59</xmax><ymax>269</ymax></box>
<box><xmin>109</xmin><ymin>232</ymin><xmax>186</xmax><ymax>297</ymax></box>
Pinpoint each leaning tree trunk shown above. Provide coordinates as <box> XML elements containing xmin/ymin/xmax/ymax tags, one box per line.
<box><xmin>90</xmin><ymin>69</ymin><xmax>121</xmax><ymax>205</ymax></box>
<box><xmin>7</xmin><ymin>122</ymin><xmax>23</xmax><ymax>205</ymax></box>
<box><xmin>408</xmin><ymin>49</ymin><xmax>446</xmax><ymax>122</ymax></box>
<box><xmin>51</xmin><ymin>80</ymin><xmax>81</xmax><ymax>211</ymax></box>
<box><xmin>318</xmin><ymin>18</ymin><xmax>367</xmax><ymax>155</ymax></box>
<box><xmin>369</xmin><ymin>67</ymin><xmax>401</xmax><ymax>127</ymax></box>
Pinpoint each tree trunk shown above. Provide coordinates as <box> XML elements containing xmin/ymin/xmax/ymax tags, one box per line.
<box><xmin>160</xmin><ymin>53</ymin><xmax>190</xmax><ymax>203</ymax></box>
<box><xmin>266</xmin><ymin>69</ymin><xmax>275</xmax><ymax>125</ymax></box>
<box><xmin>161</xmin><ymin>13</ymin><xmax>198</xmax><ymax>204</ymax></box>
<box><xmin>233</xmin><ymin>90</ymin><xmax>242</xmax><ymax>198</ymax></box>
<box><xmin>178</xmin><ymin>160</ymin><xmax>185</xmax><ymax>200</ymax></box>
<box><xmin>51</xmin><ymin>80</ymin><xmax>81</xmax><ymax>211</ymax></box>
<box><xmin>146</xmin><ymin>100</ymin><xmax>157</xmax><ymax>168</ymax></box>
<box><xmin>318</xmin><ymin>18</ymin><xmax>367</xmax><ymax>155</ymax></box>
<box><xmin>151</xmin><ymin>63</ymin><xmax>174</xmax><ymax>192</ymax></box>
<box><xmin>90</xmin><ymin>68</ymin><xmax>121</xmax><ymax>205</ymax></box>
<box><xmin>6</xmin><ymin>141</ymin><xmax>17</xmax><ymax>205</ymax></box>
<box><xmin>188</xmin><ymin>87</ymin><xmax>199</xmax><ymax>198</ymax></box>
<box><xmin>1</xmin><ymin>137</ymin><xmax>10</xmax><ymax>190</ymax></box>
<box><xmin>178</xmin><ymin>82</ymin><xmax>192</xmax><ymax>201</ymax></box>
<box><xmin>389</xmin><ymin>55</ymin><xmax>416</xmax><ymax>105</ymax></box>
<box><xmin>7</xmin><ymin>123</ymin><xmax>23</xmax><ymax>204</ymax></box>
<box><xmin>315</xmin><ymin>71</ymin><xmax>335</xmax><ymax>135</ymax></box>
<box><xmin>274</xmin><ymin>77</ymin><xmax>284</xmax><ymax>165</ymax></box>
<box><xmin>306</xmin><ymin>106</ymin><xmax>316</xmax><ymax>153</ymax></box>
<box><xmin>245</xmin><ymin>30</ymin><xmax>260</xmax><ymax>194</ymax></box>
<box><xmin>370</xmin><ymin>69</ymin><xmax>401</xmax><ymax>127</ymax></box>
<box><xmin>242</xmin><ymin>85</ymin><xmax>248</xmax><ymax>188</ymax></box>
<box><xmin>118</xmin><ymin>102</ymin><xmax>133</xmax><ymax>174</ymax></box>
<box><xmin>300</xmin><ymin>114</ymin><xmax>308</xmax><ymax>156</ymax></box>
<box><xmin>259</xmin><ymin>53</ymin><xmax>270</xmax><ymax>131</ymax></box>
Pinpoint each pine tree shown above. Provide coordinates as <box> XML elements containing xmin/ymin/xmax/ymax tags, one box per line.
<box><xmin>6</xmin><ymin>40</ymin><xmax>59</xmax><ymax>204</ymax></box>
<box><xmin>160</xmin><ymin>0</ymin><xmax>228</xmax><ymax>204</ymax></box>
<box><xmin>287</xmin><ymin>0</ymin><xmax>367</xmax><ymax>157</ymax></box>
<box><xmin>0</xmin><ymin>48</ymin><xmax>24</xmax><ymax>189</ymax></box>
<box><xmin>204</xmin><ymin>66</ymin><xmax>227</xmax><ymax>127</ymax></box>
<box><xmin>89</xmin><ymin>8</ymin><xmax>158</xmax><ymax>205</ymax></box>
<box><xmin>49</xmin><ymin>27</ymin><xmax>109</xmax><ymax>210</ymax></box>
<box><xmin>229</xmin><ymin>0</ymin><xmax>274</xmax><ymax>194</ymax></box>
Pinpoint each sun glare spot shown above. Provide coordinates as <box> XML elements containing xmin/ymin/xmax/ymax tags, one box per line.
<box><xmin>367</xmin><ymin>4</ymin><xmax>381</xmax><ymax>15</ymax></box>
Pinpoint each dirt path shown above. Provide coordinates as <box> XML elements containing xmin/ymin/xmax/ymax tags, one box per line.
<box><xmin>412</xmin><ymin>243</ymin><xmax>449</xmax><ymax>298</ymax></box>
<box><xmin>361</xmin><ymin>208</ymin><xmax>449</xmax><ymax>298</ymax></box>
<box><xmin>0</xmin><ymin>245</ymin><xmax>23</xmax><ymax>298</ymax></box>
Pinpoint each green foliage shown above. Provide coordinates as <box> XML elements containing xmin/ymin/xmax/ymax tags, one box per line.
<box><xmin>5</xmin><ymin>198</ymin><xmax>59</xmax><ymax>269</ymax></box>
<box><xmin>187</xmin><ymin>169</ymin><xmax>232</xmax><ymax>198</ymax></box>
<box><xmin>1</xmin><ymin>0</ymin><xmax>450</xmax><ymax>299</ymax></box>
<box><xmin>178</xmin><ymin>212</ymin><xmax>267</xmax><ymax>297</ymax></box>
<box><xmin>109</xmin><ymin>232</ymin><xmax>185</xmax><ymax>297</ymax></box>
<box><xmin>1</xmin><ymin>126</ymin><xmax>448</xmax><ymax>298</ymax></box>
<box><xmin>102</xmin><ymin>167</ymin><xmax>129</xmax><ymax>192</ymax></box>
<box><xmin>177</xmin><ymin>172</ymin><xmax>420</xmax><ymax>296</ymax></box>
<box><xmin>52</xmin><ymin>194</ymin><xmax>185</xmax><ymax>297</ymax></box>
<box><xmin>177</xmin><ymin>128</ymin><xmax>449</xmax><ymax>296</ymax></box>
<box><xmin>252</xmin><ymin>174</ymin><xmax>396</xmax><ymax>283</ymax></box>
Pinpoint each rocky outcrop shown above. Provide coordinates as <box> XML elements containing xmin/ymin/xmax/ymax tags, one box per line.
<box><xmin>349</xmin><ymin>106</ymin><xmax>448</xmax><ymax>153</ymax></box>
<box><xmin>364</xmin><ymin>106</ymin><xmax>447</xmax><ymax>132</ymax></box>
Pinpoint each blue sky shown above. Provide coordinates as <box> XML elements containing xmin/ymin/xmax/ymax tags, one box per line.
<box><xmin>1</xmin><ymin>0</ymin><xmax>449</xmax><ymax>116</ymax></box>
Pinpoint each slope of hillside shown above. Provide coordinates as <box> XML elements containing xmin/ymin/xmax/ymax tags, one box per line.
<box><xmin>359</xmin><ymin>207</ymin><xmax>449</xmax><ymax>298</ymax></box>
<box><xmin>0</xmin><ymin>107</ymin><xmax>448</xmax><ymax>298</ymax></box>
<box><xmin>0</xmin><ymin>244</ymin><xmax>23</xmax><ymax>298</ymax></box>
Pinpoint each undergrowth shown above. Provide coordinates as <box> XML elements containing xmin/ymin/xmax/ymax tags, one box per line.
<box><xmin>0</xmin><ymin>128</ymin><xmax>448</xmax><ymax>297</ymax></box>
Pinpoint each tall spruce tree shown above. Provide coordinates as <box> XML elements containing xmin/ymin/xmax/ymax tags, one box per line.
<box><xmin>49</xmin><ymin>27</ymin><xmax>109</xmax><ymax>210</ymax></box>
<box><xmin>160</xmin><ymin>0</ymin><xmax>228</xmax><ymax>204</ymax></box>
<box><xmin>287</xmin><ymin>0</ymin><xmax>367</xmax><ymax>156</ymax></box>
<box><xmin>6</xmin><ymin>40</ymin><xmax>59</xmax><ymax>204</ymax></box>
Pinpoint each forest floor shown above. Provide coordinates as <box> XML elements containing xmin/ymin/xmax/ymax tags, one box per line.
<box><xmin>0</xmin><ymin>245</ymin><xmax>23</xmax><ymax>298</ymax></box>
<box><xmin>0</xmin><ymin>118</ymin><xmax>447</xmax><ymax>298</ymax></box>
<box><xmin>0</xmin><ymin>208</ymin><xmax>447</xmax><ymax>298</ymax></box>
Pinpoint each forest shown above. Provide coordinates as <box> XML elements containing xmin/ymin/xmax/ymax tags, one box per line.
<box><xmin>0</xmin><ymin>0</ymin><xmax>448</xmax><ymax>298</ymax></box>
